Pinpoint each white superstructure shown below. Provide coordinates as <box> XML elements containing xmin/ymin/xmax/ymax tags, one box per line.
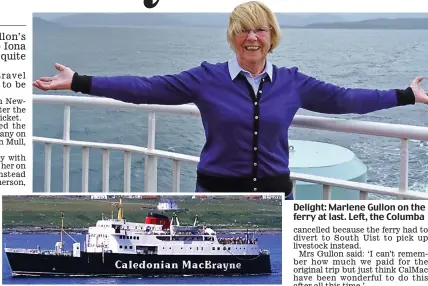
<box><xmin>85</xmin><ymin>199</ymin><xmax>261</xmax><ymax>256</ymax></box>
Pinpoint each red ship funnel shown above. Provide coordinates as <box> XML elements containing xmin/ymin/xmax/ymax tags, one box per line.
<box><xmin>145</xmin><ymin>213</ymin><xmax>170</xmax><ymax>230</ymax></box>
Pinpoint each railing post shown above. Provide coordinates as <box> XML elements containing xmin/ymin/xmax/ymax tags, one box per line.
<box><xmin>102</xmin><ymin>149</ymin><xmax>110</xmax><ymax>193</ymax></box>
<box><xmin>291</xmin><ymin>180</ymin><xmax>296</xmax><ymax>200</ymax></box>
<box><xmin>399</xmin><ymin>138</ymin><xmax>409</xmax><ymax>197</ymax></box>
<box><xmin>124</xmin><ymin>151</ymin><xmax>131</xmax><ymax>192</ymax></box>
<box><xmin>359</xmin><ymin>191</ymin><xmax>368</xmax><ymax>200</ymax></box>
<box><xmin>82</xmin><ymin>147</ymin><xmax>89</xmax><ymax>193</ymax></box>
<box><xmin>63</xmin><ymin>106</ymin><xmax>71</xmax><ymax>193</ymax></box>
<box><xmin>323</xmin><ymin>185</ymin><xmax>332</xmax><ymax>200</ymax></box>
<box><xmin>44</xmin><ymin>143</ymin><xmax>52</xmax><ymax>192</ymax></box>
<box><xmin>144</xmin><ymin>112</ymin><xmax>158</xmax><ymax>192</ymax></box>
<box><xmin>172</xmin><ymin>160</ymin><xmax>181</xmax><ymax>192</ymax></box>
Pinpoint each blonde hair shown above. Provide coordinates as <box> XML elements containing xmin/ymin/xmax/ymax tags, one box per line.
<box><xmin>227</xmin><ymin>1</ymin><xmax>281</xmax><ymax>53</ymax></box>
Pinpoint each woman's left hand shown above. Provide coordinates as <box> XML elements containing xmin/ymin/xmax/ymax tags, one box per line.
<box><xmin>410</xmin><ymin>76</ymin><xmax>428</xmax><ymax>104</ymax></box>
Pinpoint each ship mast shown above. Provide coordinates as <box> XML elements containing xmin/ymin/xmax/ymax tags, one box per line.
<box><xmin>117</xmin><ymin>197</ymin><xmax>123</xmax><ymax>220</ymax></box>
<box><xmin>60</xmin><ymin>212</ymin><xmax>64</xmax><ymax>251</ymax></box>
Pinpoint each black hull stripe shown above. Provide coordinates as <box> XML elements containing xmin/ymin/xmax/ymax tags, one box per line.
<box><xmin>12</xmin><ymin>271</ymin><xmax>271</xmax><ymax>277</ymax></box>
<box><xmin>6</xmin><ymin>252</ymin><xmax>272</xmax><ymax>277</ymax></box>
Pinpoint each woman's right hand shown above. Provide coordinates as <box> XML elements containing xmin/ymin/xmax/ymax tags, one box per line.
<box><xmin>33</xmin><ymin>63</ymin><xmax>75</xmax><ymax>91</ymax></box>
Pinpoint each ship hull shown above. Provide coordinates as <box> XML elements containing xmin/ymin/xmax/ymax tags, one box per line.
<box><xmin>5</xmin><ymin>252</ymin><xmax>271</xmax><ymax>277</ymax></box>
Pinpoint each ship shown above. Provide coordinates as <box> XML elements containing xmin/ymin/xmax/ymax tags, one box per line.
<box><xmin>4</xmin><ymin>198</ymin><xmax>271</xmax><ymax>277</ymax></box>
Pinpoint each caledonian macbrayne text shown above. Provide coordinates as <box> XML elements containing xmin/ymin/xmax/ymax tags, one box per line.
<box><xmin>115</xmin><ymin>260</ymin><xmax>242</xmax><ymax>271</ymax></box>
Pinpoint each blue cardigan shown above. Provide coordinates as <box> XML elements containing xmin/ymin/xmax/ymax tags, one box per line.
<box><xmin>72</xmin><ymin>61</ymin><xmax>413</xmax><ymax>179</ymax></box>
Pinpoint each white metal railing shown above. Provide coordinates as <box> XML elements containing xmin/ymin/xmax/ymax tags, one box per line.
<box><xmin>33</xmin><ymin>94</ymin><xmax>428</xmax><ymax>199</ymax></box>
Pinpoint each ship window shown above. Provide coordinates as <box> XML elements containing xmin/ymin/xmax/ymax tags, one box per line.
<box><xmin>130</xmin><ymin>246</ymin><xmax>133</xmax><ymax>249</ymax></box>
<box><xmin>196</xmin><ymin>247</ymin><xmax>198</xmax><ymax>250</ymax></box>
<box><xmin>223</xmin><ymin>247</ymin><xmax>226</xmax><ymax>250</ymax></box>
<box><xmin>138</xmin><ymin>237</ymin><xmax>140</xmax><ymax>240</ymax></box>
<box><xmin>212</xmin><ymin>247</ymin><xmax>215</xmax><ymax>250</ymax></box>
<box><xmin>202</xmin><ymin>247</ymin><xmax>203</xmax><ymax>250</ymax></box>
<box><xmin>217</xmin><ymin>247</ymin><xmax>220</xmax><ymax>250</ymax></box>
<box><xmin>119</xmin><ymin>246</ymin><xmax>122</xmax><ymax>249</ymax></box>
<box><xmin>228</xmin><ymin>247</ymin><xmax>231</xmax><ymax>250</ymax></box>
<box><xmin>170</xmin><ymin>247</ymin><xmax>171</xmax><ymax>249</ymax></box>
<box><xmin>125</xmin><ymin>246</ymin><xmax>127</xmax><ymax>249</ymax></box>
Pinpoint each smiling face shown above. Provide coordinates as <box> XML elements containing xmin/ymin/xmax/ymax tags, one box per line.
<box><xmin>233</xmin><ymin>24</ymin><xmax>271</xmax><ymax>67</ymax></box>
